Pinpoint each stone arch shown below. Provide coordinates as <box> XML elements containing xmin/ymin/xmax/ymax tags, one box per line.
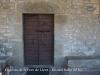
<box><xmin>17</xmin><ymin>1</ymin><xmax>62</xmax><ymax>13</ymax></box>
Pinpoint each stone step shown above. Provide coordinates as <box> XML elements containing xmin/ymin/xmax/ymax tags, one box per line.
<box><xmin>66</xmin><ymin>55</ymin><xmax>100</xmax><ymax>60</ymax></box>
<box><xmin>66</xmin><ymin>55</ymin><xmax>100</xmax><ymax>68</ymax></box>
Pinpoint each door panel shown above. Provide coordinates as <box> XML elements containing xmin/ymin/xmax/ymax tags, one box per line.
<box><xmin>24</xmin><ymin>14</ymin><xmax>54</xmax><ymax>65</ymax></box>
<box><xmin>25</xmin><ymin>35</ymin><xmax>38</xmax><ymax>39</ymax></box>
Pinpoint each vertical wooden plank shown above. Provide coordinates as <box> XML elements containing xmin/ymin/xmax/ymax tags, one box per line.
<box><xmin>24</xmin><ymin>14</ymin><xmax>39</xmax><ymax>65</ymax></box>
<box><xmin>39</xmin><ymin>14</ymin><xmax>54</xmax><ymax>65</ymax></box>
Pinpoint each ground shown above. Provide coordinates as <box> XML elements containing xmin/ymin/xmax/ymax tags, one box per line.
<box><xmin>2</xmin><ymin>67</ymin><xmax>100</xmax><ymax>75</ymax></box>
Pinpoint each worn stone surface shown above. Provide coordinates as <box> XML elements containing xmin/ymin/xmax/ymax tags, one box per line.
<box><xmin>12</xmin><ymin>43</ymin><xmax>24</xmax><ymax>66</ymax></box>
<box><xmin>0</xmin><ymin>0</ymin><xmax>100</xmax><ymax>70</ymax></box>
<box><xmin>49</xmin><ymin>71</ymin><xmax>65</xmax><ymax>75</ymax></box>
<box><xmin>65</xmin><ymin>71</ymin><xmax>100</xmax><ymax>75</ymax></box>
<box><xmin>91</xmin><ymin>0</ymin><xmax>99</xmax><ymax>3</ymax></box>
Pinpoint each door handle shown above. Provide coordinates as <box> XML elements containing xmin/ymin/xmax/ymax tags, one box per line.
<box><xmin>35</xmin><ymin>30</ymin><xmax>50</xmax><ymax>32</ymax></box>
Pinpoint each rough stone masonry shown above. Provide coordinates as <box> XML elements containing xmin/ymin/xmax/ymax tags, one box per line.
<box><xmin>0</xmin><ymin>0</ymin><xmax>100</xmax><ymax>69</ymax></box>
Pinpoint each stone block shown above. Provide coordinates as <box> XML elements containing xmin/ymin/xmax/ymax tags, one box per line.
<box><xmin>0</xmin><ymin>37</ymin><xmax>3</xmax><ymax>39</ymax></box>
<box><xmin>71</xmin><ymin>46</ymin><xmax>79</xmax><ymax>50</ymax></box>
<box><xmin>0</xmin><ymin>25</ymin><xmax>9</xmax><ymax>28</ymax></box>
<box><xmin>14</xmin><ymin>13</ymin><xmax>22</xmax><ymax>23</ymax></box>
<box><xmin>73</xmin><ymin>5</ymin><xmax>82</xmax><ymax>9</ymax></box>
<box><xmin>50</xmin><ymin>0</ymin><xmax>65</xmax><ymax>5</ymax></box>
<box><xmin>9</xmin><ymin>3</ymin><xmax>15</xmax><ymax>7</ymax></box>
<box><xmin>68</xmin><ymin>59</ymin><xmax>100</xmax><ymax>69</ymax></box>
<box><xmin>12</xmin><ymin>55</ymin><xmax>24</xmax><ymax>66</ymax></box>
<box><xmin>64</xmin><ymin>50</ymin><xmax>72</xmax><ymax>55</ymax></box>
<box><xmin>76</xmin><ymin>2</ymin><xmax>84</xmax><ymax>6</ymax></box>
<box><xmin>10</xmin><ymin>0</ymin><xmax>15</xmax><ymax>2</ymax></box>
<box><xmin>55</xmin><ymin>14</ymin><xmax>68</xmax><ymax>24</ymax></box>
<box><xmin>12</xmin><ymin>43</ymin><xmax>24</xmax><ymax>66</ymax></box>
<box><xmin>78</xmin><ymin>46</ymin><xmax>88</xmax><ymax>51</ymax></box>
<box><xmin>73</xmin><ymin>0</ymin><xmax>81</xmax><ymax>3</ymax></box>
<box><xmin>0</xmin><ymin>29</ymin><xmax>6</xmax><ymax>33</ymax></box>
<box><xmin>9</xmin><ymin>39</ymin><xmax>23</xmax><ymax>42</ymax></box>
<box><xmin>84</xmin><ymin>0</ymin><xmax>91</xmax><ymax>3</ymax></box>
<box><xmin>55</xmin><ymin>43</ymin><xmax>63</xmax><ymax>55</ymax></box>
<box><xmin>1</xmin><ymin>15</ymin><xmax>6</xmax><ymax>17</ymax></box>
<box><xmin>4</xmin><ymin>33</ymin><xmax>12</xmax><ymax>36</ymax></box>
<box><xmin>10</xmin><ymin>7</ymin><xmax>15</xmax><ymax>9</ymax></box>
<box><xmin>0</xmin><ymin>0</ymin><xmax>10</xmax><ymax>3</ymax></box>
<box><xmin>84</xmin><ymin>51</ymin><xmax>95</xmax><ymax>56</ymax></box>
<box><xmin>11</xmin><ymin>24</ymin><xmax>22</xmax><ymax>39</ymax></box>
<box><xmin>91</xmin><ymin>0</ymin><xmax>99</xmax><ymax>3</ymax></box>
<box><xmin>8</xmin><ymin>14</ymin><xmax>17</xmax><ymax>25</ymax></box>
<box><xmin>7</xmin><ymin>29</ymin><xmax>12</xmax><ymax>32</ymax></box>
<box><xmin>68</xmin><ymin>60</ymin><xmax>83</xmax><ymax>68</ymax></box>
<box><xmin>93</xmin><ymin>4</ymin><xmax>99</xmax><ymax>14</ymax></box>
<box><xmin>76</xmin><ymin>9</ymin><xmax>84</xmax><ymax>14</ymax></box>
<box><xmin>54</xmin><ymin>56</ymin><xmax>67</xmax><ymax>68</ymax></box>
<box><xmin>64</xmin><ymin>6</ymin><xmax>76</xmax><ymax>14</ymax></box>
<box><xmin>3</xmin><ymin>43</ymin><xmax>9</xmax><ymax>46</ymax></box>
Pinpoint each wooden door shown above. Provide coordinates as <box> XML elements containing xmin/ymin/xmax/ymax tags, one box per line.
<box><xmin>23</xmin><ymin>14</ymin><xmax>54</xmax><ymax>65</ymax></box>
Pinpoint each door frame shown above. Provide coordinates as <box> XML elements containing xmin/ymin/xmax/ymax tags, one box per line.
<box><xmin>23</xmin><ymin>13</ymin><xmax>54</xmax><ymax>67</ymax></box>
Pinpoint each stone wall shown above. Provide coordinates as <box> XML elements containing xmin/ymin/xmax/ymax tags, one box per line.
<box><xmin>0</xmin><ymin>0</ymin><xmax>100</xmax><ymax>68</ymax></box>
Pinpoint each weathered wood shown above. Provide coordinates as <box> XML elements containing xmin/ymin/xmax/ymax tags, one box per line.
<box><xmin>24</xmin><ymin>14</ymin><xmax>54</xmax><ymax>65</ymax></box>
